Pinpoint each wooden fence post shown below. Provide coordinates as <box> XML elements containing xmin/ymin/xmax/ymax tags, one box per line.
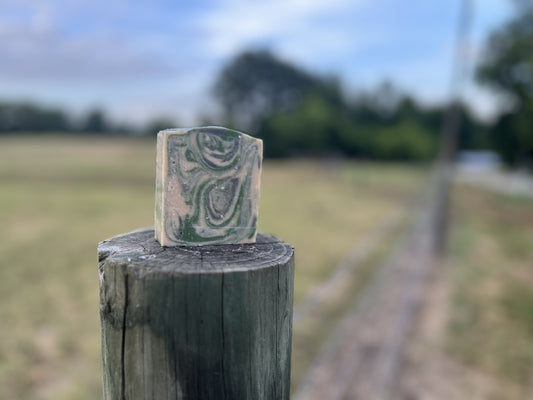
<box><xmin>98</xmin><ymin>228</ymin><xmax>294</xmax><ymax>400</ymax></box>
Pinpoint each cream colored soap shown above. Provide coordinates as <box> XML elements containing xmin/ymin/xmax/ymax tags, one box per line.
<box><xmin>155</xmin><ymin>126</ymin><xmax>263</xmax><ymax>246</ymax></box>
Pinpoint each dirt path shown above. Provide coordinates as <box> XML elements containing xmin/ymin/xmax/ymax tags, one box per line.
<box><xmin>293</xmin><ymin>193</ymin><xmax>435</xmax><ymax>400</ymax></box>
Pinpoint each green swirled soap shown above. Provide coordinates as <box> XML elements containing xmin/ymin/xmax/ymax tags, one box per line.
<box><xmin>155</xmin><ymin>126</ymin><xmax>263</xmax><ymax>246</ymax></box>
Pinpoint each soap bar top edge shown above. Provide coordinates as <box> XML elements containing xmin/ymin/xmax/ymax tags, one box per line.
<box><xmin>158</xmin><ymin>126</ymin><xmax>263</xmax><ymax>145</ymax></box>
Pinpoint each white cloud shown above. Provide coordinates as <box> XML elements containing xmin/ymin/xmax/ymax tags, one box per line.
<box><xmin>0</xmin><ymin>28</ymin><xmax>174</xmax><ymax>81</ymax></box>
<box><xmin>197</xmin><ymin>0</ymin><xmax>366</xmax><ymax>59</ymax></box>
<box><xmin>0</xmin><ymin>0</ymin><xmax>180</xmax><ymax>82</ymax></box>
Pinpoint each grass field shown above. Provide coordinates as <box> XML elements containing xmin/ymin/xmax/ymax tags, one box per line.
<box><xmin>447</xmin><ymin>185</ymin><xmax>533</xmax><ymax>398</ymax></box>
<box><xmin>0</xmin><ymin>135</ymin><xmax>427</xmax><ymax>399</ymax></box>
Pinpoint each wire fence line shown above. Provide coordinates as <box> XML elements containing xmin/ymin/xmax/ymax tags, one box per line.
<box><xmin>372</xmin><ymin>198</ymin><xmax>434</xmax><ymax>399</ymax></box>
<box><xmin>292</xmin><ymin>224</ymin><xmax>412</xmax><ymax>400</ymax></box>
<box><xmin>292</xmin><ymin>182</ymin><xmax>437</xmax><ymax>400</ymax></box>
<box><xmin>292</xmin><ymin>184</ymin><xmax>430</xmax><ymax>325</ymax></box>
<box><xmin>292</xmin><ymin>212</ymin><xmax>403</xmax><ymax>324</ymax></box>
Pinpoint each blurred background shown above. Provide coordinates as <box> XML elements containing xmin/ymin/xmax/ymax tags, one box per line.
<box><xmin>1</xmin><ymin>0</ymin><xmax>532</xmax><ymax>399</ymax></box>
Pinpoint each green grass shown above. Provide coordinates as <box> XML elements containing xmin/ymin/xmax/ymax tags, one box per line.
<box><xmin>0</xmin><ymin>135</ymin><xmax>426</xmax><ymax>399</ymax></box>
<box><xmin>448</xmin><ymin>185</ymin><xmax>533</xmax><ymax>397</ymax></box>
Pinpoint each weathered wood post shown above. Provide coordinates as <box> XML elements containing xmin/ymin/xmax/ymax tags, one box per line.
<box><xmin>98</xmin><ymin>127</ymin><xmax>295</xmax><ymax>399</ymax></box>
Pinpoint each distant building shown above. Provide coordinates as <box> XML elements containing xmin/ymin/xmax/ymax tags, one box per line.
<box><xmin>457</xmin><ymin>151</ymin><xmax>502</xmax><ymax>172</ymax></box>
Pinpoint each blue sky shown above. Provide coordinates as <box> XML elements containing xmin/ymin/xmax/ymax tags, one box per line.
<box><xmin>0</xmin><ymin>0</ymin><xmax>514</xmax><ymax>126</ymax></box>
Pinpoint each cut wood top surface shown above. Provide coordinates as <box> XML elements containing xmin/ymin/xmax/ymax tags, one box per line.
<box><xmin>155</xmin><ymin>127</ymin><xmax>263</xmax><ymax>247</ymax></box>
<box><xmin>99</xmin><ymin>228</ymin><xmax>293</xmax><ymax>275</ymax></box>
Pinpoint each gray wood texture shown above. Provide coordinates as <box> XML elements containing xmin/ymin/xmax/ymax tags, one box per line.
<box><xmin>98</xmin><ymin>228</ymin><xmax>294</xmax><ymax>400</ymax></box>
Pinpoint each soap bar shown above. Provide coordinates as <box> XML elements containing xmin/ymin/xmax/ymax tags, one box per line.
<box><xmin>155</xmin><ymin>126</ymin><xmax>263</xmax><ymax>246</ymax></box>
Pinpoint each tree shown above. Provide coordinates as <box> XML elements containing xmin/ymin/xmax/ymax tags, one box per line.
<box><xmin>212</xmin><ymin>50</ymin><xmax>457</xmax><ymax>160</ymax></box>
<box><xmin>258</xmin><ymin>95</ymin><xmax>343</xmax><ymax>157</ymax></box>
<box><xmin>82</xmin><ymin>109</ymin><xmax>108</xmax><ymax>133</ymax></box>
<box><xmin>0</xmin><ymin>103</ymin><xmax>71</xmax><ymax>132</ymax></box>
<box><xmin>145</xmin><ymin>117</ymin><xmax>178</xmax><ymax>136</ymax></box>
<box><xmin>369</xmin><ymin>120</ymin><xmax>436</xmax><ymax>161</ymax></box>
<box><xmin>212</xmin><ymin>50</ymin><xmax>342</xmax><ymax>133</ymax></box>
<box><xmin>476</xmin><ymin>4</ymin><xmax>533</xmax><ymax>166</ymax></box>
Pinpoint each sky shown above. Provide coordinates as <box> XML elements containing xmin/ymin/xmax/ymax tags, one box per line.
<box><xmin>0</xmin><ymin>0</ymin><xmax>515</xmax><ymax>127</ymax></box>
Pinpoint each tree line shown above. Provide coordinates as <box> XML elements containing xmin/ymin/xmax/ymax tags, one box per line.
<box><xmin>0</xmin><ymin>69</ymin><xmax>491</xmax><ymax>162</ymax></box>
<box><xmin>213</xmin><ymin>50</ymin><xmax>489</xmax><ymax>161</ymax></box>
<box><xmin>0</xmin><ymin>104</ymin><xmax>178</xmax><ymax>137</ymax></box>
<box><xmin>1</xmin><ymin>3</ymin><xmax>531</xmax><ymax>166</ymax></box>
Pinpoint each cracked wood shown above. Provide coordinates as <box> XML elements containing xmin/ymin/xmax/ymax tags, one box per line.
<box><xmin>98</xmin><ymin>228</ymin><xmax>294</xmax><ymax>400</ymax></box>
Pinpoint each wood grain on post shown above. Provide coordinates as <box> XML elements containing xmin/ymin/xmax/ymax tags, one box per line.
<box><xmin>98</xmin><ymin>228</ymin><xmax>294</xmax><ymax>400</ymax></box>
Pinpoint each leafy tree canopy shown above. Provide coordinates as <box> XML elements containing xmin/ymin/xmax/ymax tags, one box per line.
<box><xmin>212</xmin><ymin>49</ymin><xmax>490</xmax><ymax>160</ymax></box>
<box><xmin>212</xmin><ymin>50</ymin><xmax>342</xmax><ymax>132</ymax></box>
<box><xmin>0</xmin><ymin>103</ymin><xmax>70</xmax><ymax>132</ymax></box>
<box><xmin>82</xmin><ymin>109</ymin><xmax>108</xmax><ymax>133</ymax></box>
<box><xmin>476</xmin><ymin>3</ymin><xmax>533</xmax><ymax>165</ymax></box>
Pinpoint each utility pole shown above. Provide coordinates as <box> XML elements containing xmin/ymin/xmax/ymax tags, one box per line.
<box><xmin>434</xmin><ymin>0</ymin><xmax>473</xmax><ymax>255</ymax></box>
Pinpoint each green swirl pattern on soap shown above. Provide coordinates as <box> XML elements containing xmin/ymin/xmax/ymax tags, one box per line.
<box><xmin>157</xmin><ymin>126</ymin><xmax>262</xmax><ymax>246</ymax></box>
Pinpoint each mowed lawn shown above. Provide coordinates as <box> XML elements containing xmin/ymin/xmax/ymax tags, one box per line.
<box><xmin>0</xmin><ymin>135</ymin><xmax>426</xmax><ymax>399</ymax></box>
